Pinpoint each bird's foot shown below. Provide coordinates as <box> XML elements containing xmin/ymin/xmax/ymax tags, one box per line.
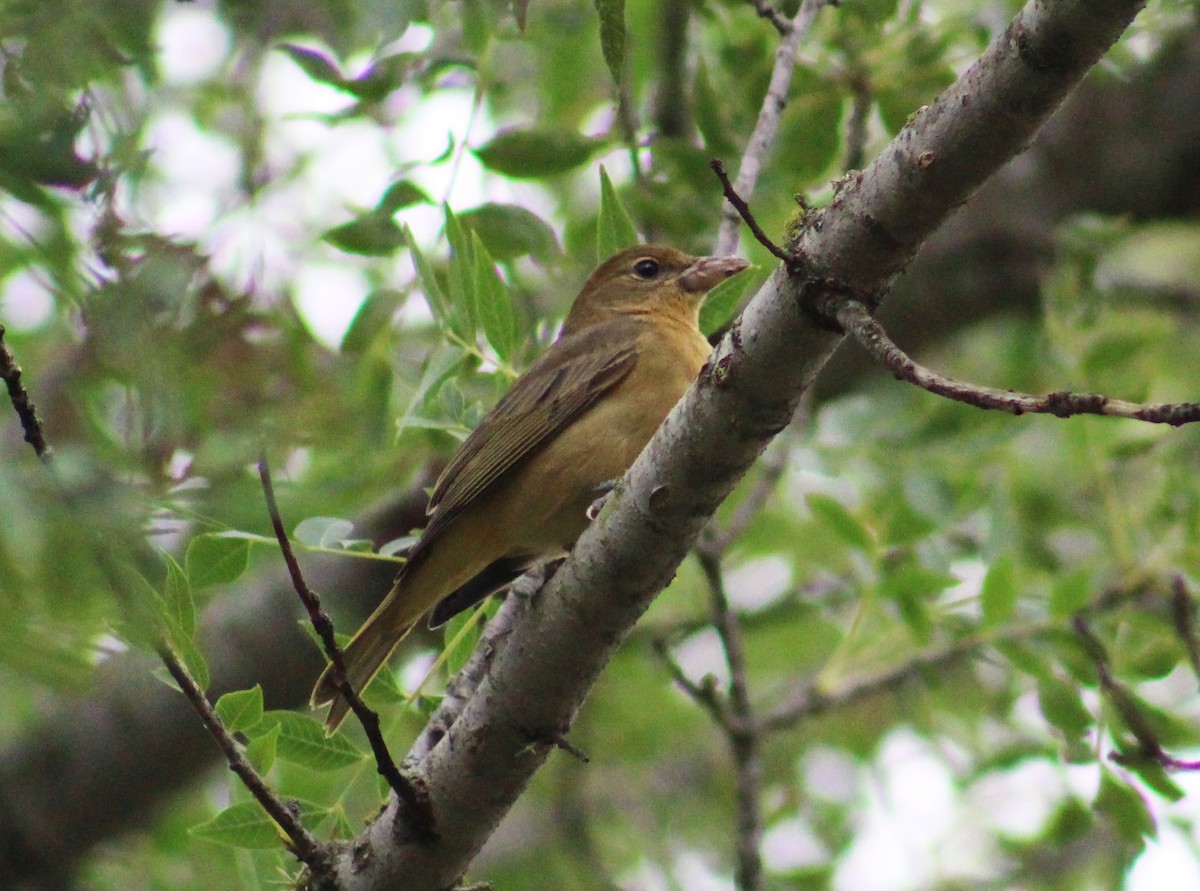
<box><xmin>586</xmin><ymin>479</ymin><xmax>619</xmax><ymax>521</ymax></box>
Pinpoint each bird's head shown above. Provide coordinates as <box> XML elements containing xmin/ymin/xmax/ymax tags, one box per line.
<box><xmin>561</xmin><ymin>245</ymin><xmax>749</xmax><ymax>335</ymax></box>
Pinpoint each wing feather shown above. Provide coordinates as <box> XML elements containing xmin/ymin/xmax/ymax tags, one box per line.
<box><xmin>421</xmin><ymin>317</ymin><xmax>642</xmax><ymax>542</ymax></box>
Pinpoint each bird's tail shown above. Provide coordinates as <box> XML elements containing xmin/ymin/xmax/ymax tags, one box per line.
<box><xmin>309</xmin><ymin>588</ymin><xmax>422</xmax><ymax>733</ymax></box>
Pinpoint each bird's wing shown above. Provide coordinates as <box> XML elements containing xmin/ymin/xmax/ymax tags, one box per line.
<box><xmin>422</xmin><ymin>317</ymin><xmax>641</xmax><ymax>540</ymax></box>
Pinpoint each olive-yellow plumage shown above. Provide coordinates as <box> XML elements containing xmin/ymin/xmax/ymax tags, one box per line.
<box><xmin>311</xmin><ymin>245</ymin><xmax>748</xmax><ymax>730</ymax></box>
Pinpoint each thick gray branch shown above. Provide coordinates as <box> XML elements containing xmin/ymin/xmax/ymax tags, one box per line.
<box><xmin>330</xmin><ymin>0</ymin><xmax>1148</xmax><ymax>887</ymax></box>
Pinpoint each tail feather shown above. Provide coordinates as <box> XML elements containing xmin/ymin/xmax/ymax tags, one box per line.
<box><xmin>310</xmin><ymin>592</ymin><xmax>422</xmax><ymax>733</ymax></box>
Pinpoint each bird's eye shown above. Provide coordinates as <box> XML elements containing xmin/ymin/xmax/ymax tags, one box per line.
<box><xmin>632</xmin><ymin>258</ymin><xmax>660</xmax><ymax>279</ymax></box>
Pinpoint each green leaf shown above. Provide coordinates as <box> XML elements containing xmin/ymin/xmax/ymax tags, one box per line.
<box><xmin>279</xmin><ymin>44</ymin><xmax>345</xmax><ymax>88</ymax></box>
<box><xmin>980</xmin><ymin>556</ymin><xmax>1018</xmax><ymax>626</ymax></box>
<box><xmin>444</xmin><ymin>204</ymin><xmax>478</xmax><ymax>339</ymax></box>
<box><xmin>596</xmin><ymin>165</ymin><xmax>638</xmax><ymax>260</ymax></box>
<box><xmin>160</xmin><ymin>620</ymin><xmax>211</xmax><ymax>692</ymax></box>
<box><xmin>344</xmin><ymin>53</ymin><xmax>418</xmax><ymax>103</ymax></box>
<box><xmin>190</xmin><ymin>801</ymin><xmax>281</xmax><ymax>849</ymax></box>
<box><xmin>882</xmin><ymin>498</ymin><xmax>937</xmax><ymax>547</ymax></box>
<box><xmin>186</xmin><ymin>534</ymin><xmax>251</xmax><ymax>589</ymax></box>
<box><xmin>592</xmin><ymin>0</ymin><xmax>626</xmax><ymax>87</ymax></box>
<box><xmin>342</xmin><ymin>288</ymin><xmax>404</xmax><ymax>355</ymax></box>
<box><xmin>322</xmin><ymin>210</ymin><xmax>406</xmax><ymax>256</ymax></box>
<box><xmin>293</xmin><ymin>516</ymin><xmax>356</xmax><ymax>548</ymax></box>
<box><xmin>1095</xmin><ymin>768</ymin><xmax>1155</xmax><ymax>848</ymax></box>
<box><xmin>190</xmin><ymin>800</ymin><xmax>327</xmax><ymax>850</ymax></box>
<box><xmin>245</xmin><ymin>723</ymin><xmax>280</xmax><ymax>774</ymax></box>
<box><xmin>806</xmin><ymin>494</ymin><xmax>873</xmax><ymax>553</ymax></box>
<box><xmin>396</xmin><ymin>345</ymin><xmax>467</xmax><ymax>437</ymax></box>
<box><xmin>163</xmin><ymin>553</ymin><xmax>194</xmax><ymax>637</ymax></box>
<box><xmin>362</xmin><ymin>665</ymin><xmax>406</xmax><ymax>707</ymax></box>
<box><xmin>1115</xmin><ymin>748</ymin><xmax>1185</xmax><ymax>802</ymax></box>
<box><xmin>879</xmin><ymin>564</ymin><xmax>958</xmax><ymax>644</ymax></box>
<box><xmin>443</xmin><ymin>609</ymin><xmax>480</xmax><ymax>675</ymax></box>
<box><xmin>261</xmin><ymin>711</ymin><xmax>365</xmax><ymax>771</ymax></box>
<box><xmin>459</xmin><ymin>203</ymin><xmax>560</xmax><ymax>261</ymax></box>
<box><xmin>473</xmin><ymin>127</ymin><xmax>604</xmax><ymax>179</ymax></box>
<box><xmin>699</xmin><ymin>269</ymin><xmax>751</xmax><ymax>335</ymax></box>
<box><xmin>405</xmin><ymin>227</ymin><xmax>452</xmax><ymax>329</ymax></box>
<box><xmin>471</xmin><ymin>232</ymin><xmax>516</xmax><ymax>361</ymax></box>
<box><xmin>377</xmin><ymin>179</ymin><xmax>431</xmax><ymax>214</ymax></box>
<box><xmin>1036</xmin><ymin>675</ymin><xmax>1092</xmax><ymax>740</ymax></box>
<box><xmin>215</xmin><ymin>685</ymin><xmax>264</xmax><ymax>733</ymax></box>
<box><xmin>1049</xmin><ymin>569</ymin><xmax>1093</xmax><ymax>618</ymax></box>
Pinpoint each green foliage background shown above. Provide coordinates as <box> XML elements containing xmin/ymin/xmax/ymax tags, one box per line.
<box><xmin>1</xmin><ymin>0</ymin><xmax>1199</xmax><ymax>889</ymax></box>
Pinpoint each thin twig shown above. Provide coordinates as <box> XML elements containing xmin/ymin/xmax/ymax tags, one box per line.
<box><xmin>652</xmin><ymin>636</ymin><xmax>732</xmax><ymax>729</ymax></box>
<box><xmin>836</xmin><ymin>301</ymin><xmax>1200</xmax><ymax>426</ymax></box>
<box><xmin>0</xmin><ymin>323</ymin><xmax>53</xmax><ymax>461</ymax></box>
<box><xmin>1170</xmin><ymin>576</ymin><xmax>1200</xmax><ymax>683</ymax></box>
<box><xmin>714</xmin><ymin>0</ymin><xmax>827</xmax><ymax>257</ymax></box>
<box><xmin>1074</xmin><ymin>616</ymin><xmax>1200</xmax><ymax>771</ymax></box>
<box><xmin>0</xmin><ymin>323</ymin><xmax>339</xmax><ymax>864</ymax></box>
<box><xmin>697</xmin><ymin>552</ymin><xmax>764</xmax><ymax>891</ymax></box>
<box><xmin>762</xmin><ymin>580</ymin><xmax>1155</xmax><ymax>732</ymax></box>
<box><xmin>711</xmin><ymin>159</ymin><xmax>793</xmax><ymax>264</ymax></box>
<box><xmin>256</xmin><ymin>452</ymin><xmax>437</xmax><ymax>840</ymax></box>
<box><xmin>157</xmin><ymin>641</ymin><xmax>331</xmax><ymax>872</ymax></box>
<box><xmin>745</xmin><ymin>0</ymin><xmax>793</xmax><ymax>36</ymax></box>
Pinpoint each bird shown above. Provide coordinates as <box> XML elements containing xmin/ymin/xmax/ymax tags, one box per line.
<box><xmin>311</xmin><ymin>244</ymin><xmax>749</xmax><ymax>730</ymax></box>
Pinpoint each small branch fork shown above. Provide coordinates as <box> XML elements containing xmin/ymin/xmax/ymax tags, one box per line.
<box><xmin>256</xmin><ymin>453</ymin><xmax>437</xmax><ymax>841</ymax></box>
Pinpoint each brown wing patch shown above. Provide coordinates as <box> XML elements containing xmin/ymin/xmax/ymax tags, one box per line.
<box><xmin>421</xmin><ymin>318</ymin><xmax>642</xmax><ymax>542</ymax></box>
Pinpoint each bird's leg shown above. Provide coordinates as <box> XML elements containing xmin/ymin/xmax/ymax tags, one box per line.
<box><xmin>586</xmin><ymin>478</ymin><xmax>619</xmax><ymax>521</ymax></box>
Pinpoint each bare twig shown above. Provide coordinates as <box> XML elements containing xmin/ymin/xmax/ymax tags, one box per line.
<box><xmin>715</xmin><ymin>0</ymin><xmax>828</xmax><ymax>257</ymax></box>
<box><xmin>711</xmin><ymin>159</ymin><xmax>794</xmax><ymax>264</ymax></box>
<box><xmin>745</xmin><ymin>0</ymin><xmax>793</xmax><ymax>36</ymax></box>
<box><xmin>652</xmin><ymin>636</ymin><xmax>731</xmax><ymax>728</ymax></box>
<box><xmin>1171</xmin><ymin>576</ymin><xmax>1200</xmax><ymax>683</ymax></box>
<box><xmin>763</xmin><ymin>580</ymin><xmax>1155</xmax><ymax>732</ymax></box>
<box><xmin>762</xmin><ymin>631</ymin><xmax>986</xmax><ymax>732</ymax></box>
<box><xmin>256</xmin><ymin>453</ymin><xmax>436</xmax><ymax>839</ymax></box>
<box><xmin>697</xmin><ymin>552</ymin><xmax>764</xmax><ymax>891</ymax></box>
<box><xmin>836</xmin><ymin>301</ymin><xmax>1200</xmax><ymax>426</ymax></box>
<box><xmin>157</xmin><ymin>641</ymin><xmax>331</xmax><ymax>872</ymax></box>
<box><xmin>1</xmin><ymin>323</ymin><xmax>339</xmax><ymax>870</ymax></box>
<box><xmin>1074</xmin><ymin>616</ymin><xmax>1200</xmax><ymax>771</ymax></box>
<box><xmin>0</xmin><ymin>323</ymin><xmax>53</xmax><ymax>461</ymax></box>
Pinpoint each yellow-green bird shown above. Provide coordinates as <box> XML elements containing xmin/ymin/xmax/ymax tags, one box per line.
<box><xmin>312</xmin><ymin>244</ymin><xmax>748</xmax><ymax>730</ymax></box>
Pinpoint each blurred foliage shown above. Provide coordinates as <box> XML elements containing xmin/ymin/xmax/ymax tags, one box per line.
<box><xmin>1</xmin><ymin>0</ymin><xmax>1199</xmax><ymax>890</ymax></box>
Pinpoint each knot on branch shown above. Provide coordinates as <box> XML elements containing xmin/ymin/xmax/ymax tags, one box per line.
<box><xmin>801</xmin><ymin>277</ymin><xmax>887</xmax><ymax>333</ymax></box>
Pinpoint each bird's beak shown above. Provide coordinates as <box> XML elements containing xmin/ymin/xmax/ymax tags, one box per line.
<box><xmin>678</xmin><ymin>256</ymin><xmax>750</xmax><ymax>293</ymax></box>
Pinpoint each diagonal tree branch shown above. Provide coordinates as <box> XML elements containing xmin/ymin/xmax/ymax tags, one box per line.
<box><xmin>323</xmin><ymin>0</ymin><xmax>1150</xmax><ymax>888</ymax></box>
